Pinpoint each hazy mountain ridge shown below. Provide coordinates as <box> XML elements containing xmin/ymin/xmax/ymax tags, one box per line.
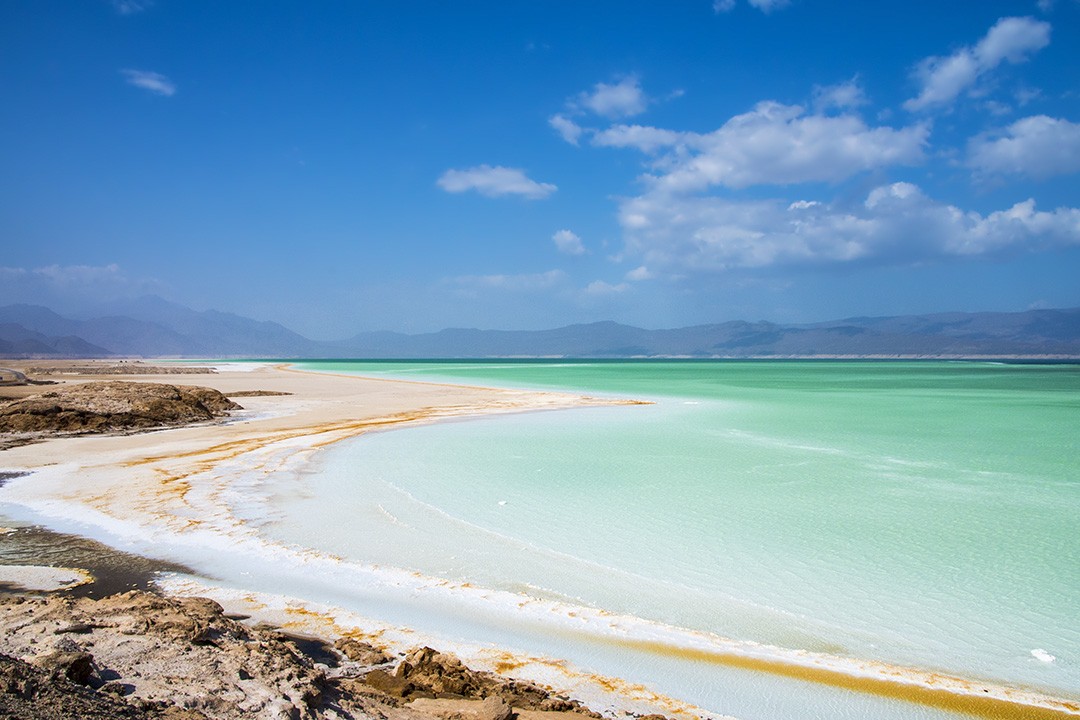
<box><xmin>1</xmin><ymin>299</ymin><xmax>1078</xmax><ymax>359</ymax></box>
<box><xmin>0</xmin><ymin>301</ymin><xmax>321</xmax><ymax>358</ymax></box>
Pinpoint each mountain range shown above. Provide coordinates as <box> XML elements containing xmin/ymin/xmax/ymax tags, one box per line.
<box><xmin>1</xmin><ymin>298</ymin><xmax>1079</xmax><ymax>359</ymax></box>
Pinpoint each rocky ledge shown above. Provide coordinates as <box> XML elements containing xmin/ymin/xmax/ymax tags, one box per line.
<box><xmin>24</xmin><ymin>364</ymin><xmax>217</xmax><ymax>376</ymax></box>
<box><xmin>0</xmin><ymin>590</ymin><xmax>622</xmax><ymax>720</ymax></box>
<box><xmin>0</xmin><ymin>381</ymin><xmax>241</xmax><ymax>439</ymax></box>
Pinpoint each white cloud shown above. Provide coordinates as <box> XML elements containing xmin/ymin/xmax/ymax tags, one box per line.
<box><xmin>585</xmin><ymin>280</ymin><xmax>629</xmax><ymax>295</ymax></box>
<box><xmin>864</xmin><ymin>181</ymin><xmax>919</xmax><ymax>208</ymax></box>
<box><xmin>630</xmin><ymin>102</ymin><xmax>926</xmax><ymax>192</ymax></box>
<box><xmin>111</xmin><ymin>0</ymin><xmax>152</xmax><ymax>14</ymax></box>
<box><xmin>579</xmin><ymin>76</ymin><xmax>648</xmax><ymax>119</ymax></box>
<box><xmin>968</xmin><ymin>115</ymin><xmax>1080</xmax><ymax>179</ymax></box>
<box><xmin>904</xmin><ymin>16</ymin><xmax>1050</xmax><ymax>112</ymax></box>
<box><xmin>454</xmin><ymin>270</ymin><xmax>567</xmax><ymax>291</ymax></box>
<box><xmin>592</xmin><ymin>124</ymin><xmax>685</xmax><ymax>154</ymax></box>
<box><xmin>713</xmin><ymin>0</ymin><xmax>790</xmax><ymax>11</ymax></box>
<box><xmin>618</xmin><ymin>183</ymin><xmax>1080</xmax><ymax>272</ymax></box>
<box><xmin>552</xmin><ymin>229</ymin><xmax>586</xmax><ymax>256</ymax></box>
<box><xmin>625</xmin><ymin>266</ymin><xmax>654</xmax><ymax>281</ymax></box>
<box><xmin>121</xmin><ymin>69</ymin><xmax>176</xmax><ymax>97</ymax></box>
<box><xmin>549</xmin><ymin>114</ymin><xmax>585</xmax><ymax>145</ymax></box>
<box><xmin>748</xmin><ymin>0</ymin><xmax>791</xmax><ymax>12</ymax></box>
<box><xmin>437</xmin><ymin>165</ymin><xmax>557</xmax><ymax>199</ymax></box>
<box><xmin>812</xmin><ymin>78</ymin><xmax>868</xmax><ymax>112</ymax></box>
<box><xmin>976</xmin><ymin>16</ymin><xmax>1051</xmax><ymax>65</ymax></box>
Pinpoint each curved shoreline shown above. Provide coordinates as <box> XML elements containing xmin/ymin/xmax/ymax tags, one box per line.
<box><xmin>1</xmin><ymin>361</ymin><xmax>1078</xmax><ymax>719</ymax></box>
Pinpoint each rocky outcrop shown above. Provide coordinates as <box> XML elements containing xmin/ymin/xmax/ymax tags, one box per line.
<box><xmin>0</xmin><ymin>590</ymin><xmax>620</xmax><ymax>720</ymax></box>
<box><xmin>0</xmin><ymin>651</ymin><xmax>163</xmax><ymax>719</ymax></box>
<box><xmin>24</xmin><ymin>364</ymin><xmax>216</xmax><ymax>376</ymax></box>
<box><xmin>0</xmin><ymin>591</ymin><xmax>342</xmax><ymax>719</ymax></box>
<box><xmin>379</xmin><ymin>646</ymin><xmax>593</xmax><ymax>715</ymax></box>
<box><xmin>0</xmin><ymin>381</ymin><xmax>241</xmax><ymax>437</ymax></box>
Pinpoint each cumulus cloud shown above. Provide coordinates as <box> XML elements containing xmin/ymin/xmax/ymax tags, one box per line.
<box><xmin>968</xmin><ymin>115</ymin><xmax>1080</xmax><ymax>179</ymax></box>
<box><xmin>437</xmin><ymin>165</ymin><xmax>557</xmax><ymax>199</ymax></box>
<box><xmin>592</xmin><ymin>124</ymin><xmax>685</xmax><ymax>154</ymax></box>
<box><xmin>552</xmin><ymin>229</ymin><xmax>586</xmax><ymax>255</ymax></box>
<box><xmin>579</xmin><ymin>76</ymin><xmax>647</xmax><ymax>119</ymax></box>
<box><xmin>623</xmin><ymin>102</ymin><xmax>927</xmax><ymax>192</ymax></box>
<box><xmin>712</xmin><ymin>0</ymin><xmax>737</xmax><ymax>12</ymax></box>
<box><xmin>812</xmin><ymin>78</ymin><xmax>868</xmax><ymax>112</ymax></box>
<box><xmin>121</xmin><ymin>69</ymin><xmax>176</xmax><ymax>96</ymax></box>
<box><xmin>618</xmin><ymin>183</ymin><xmax>1080</xmax><ymax>272</ymax></box>
<box><xmin>549</xmin><ymin>114</ymin><xmax>585</xmax><ymax>145</ymax></box>
<box><xmin>904</xmin><ymin>16</ymin><xmax>1050</xmax><ymax>112</ymax></box>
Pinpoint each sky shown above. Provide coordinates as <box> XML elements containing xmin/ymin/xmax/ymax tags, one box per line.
<box><xmin>2</xmin><ymin>1</ymin><xmax>1079</xmax><ymax>339</ymax></box>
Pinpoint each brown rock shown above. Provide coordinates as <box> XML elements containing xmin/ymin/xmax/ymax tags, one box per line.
<box><xmin>30</xmin><ymin>650</ymin><xmax>96</xmax><ymax>685</ymax></box>
<box><xmin>363</xmin><ymin>668</ymin><xmax>413</xmax><ymax>697</ymax></box>
<box><xmin>407</xmin><ymin>696</ymin><xmax>512</xmax><ymax>720</ymax></box>
<box><xmin>334</xmin><ymin>636</ymin><xmax>392</xmax><ymax>665</ymax></box>
<box><xmin>0</xmin><ymin>381</ymin><xmax>241</xmax><ymax>436</ymax></box>
<box><xmin>515</xmin><ymin>712</ymin><xmax>597</xmax><ymax>720</ymax></box>
<box><xmin>0</xmin><ymin>652</ymin><xmax>156</xmax><ymax>719</ymax></box>
<box><xmin>0</xmin><ymin>591</ymin><xmax>608</xmax><ymax>720</ymax></box>
<box><xmin>397</xmin><ymin>646</ymin><xmax>487</xmax><ymax>698</ymax></box>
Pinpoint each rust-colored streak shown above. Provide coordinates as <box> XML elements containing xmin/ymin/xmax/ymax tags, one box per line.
<box><xmin>602</xmin><ymin>636</ymin><xmax>1079</xmax><ymax>719</ymax></box>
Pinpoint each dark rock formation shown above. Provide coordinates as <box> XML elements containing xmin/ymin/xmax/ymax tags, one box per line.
<box><xmin>361</xmin><ymin>646</ymin><xmax>597</xmax><ymax>715</ymax></box>
<box><xmin>0</xmin><ymin>652</ymin><xmax>160</xmax><ymax>719</ymax></box>
<box><xmin>0</xmin><ymin>381</ymin><xmax>241</xmax><ymax>437</ymax></box>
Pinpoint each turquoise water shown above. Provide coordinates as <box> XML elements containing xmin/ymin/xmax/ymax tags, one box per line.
<box><xmin>271</xmin><ymin>361</ymin><xmax>1079</xmax><ymax>717</ymax></box>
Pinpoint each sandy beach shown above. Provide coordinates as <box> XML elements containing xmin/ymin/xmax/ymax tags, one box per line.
<box><xmin>0</xmin><ymin>360</ymin><xmax>682</xmax><ymax>719</ymax></box>
<box><xmin>0</xmin><ymin>360</ymin><xmax>646</xmax><ymax>541</ymax></box>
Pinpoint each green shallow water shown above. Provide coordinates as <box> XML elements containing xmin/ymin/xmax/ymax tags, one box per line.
<box><xmin>281</xmin><ymin>360</ymin><xmax>1080</xmax><ymax>714</ymax></box>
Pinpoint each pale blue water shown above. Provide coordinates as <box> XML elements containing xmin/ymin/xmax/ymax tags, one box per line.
<box><xmin>251</xmin><ymin>360</ymin><xmax>1080</xmax><ymax>719</ymax></box>
<box><xmin>8</xmin><ymin>360</ymin><xmax>1070</xmax><ymax>718</ymax></box>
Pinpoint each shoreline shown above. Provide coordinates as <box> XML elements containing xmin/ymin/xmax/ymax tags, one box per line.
<box><xmin>1</xmin><ymin>360</ymin><xmax>1078</xmax><ymax>719</ymax></box>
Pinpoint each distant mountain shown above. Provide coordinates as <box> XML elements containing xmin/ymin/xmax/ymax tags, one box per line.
<box><xmin>334</xmin><ymin>309</ymin><xmax>1080</xmax><ymax>358</ymax></box>
<box><xmin>0</xmin><ymin>321</ymin><xmax>113</xmax><ymax>358</ymax></box>
<box><xmin>0</xmin><ymin>298</ymin><xmax>320</xmax><ymax>358</ymax></box>
<box><xmin>1</xmin><ymin>301</ymin><xmax>1078</xmax><ymax>359</ymax></box>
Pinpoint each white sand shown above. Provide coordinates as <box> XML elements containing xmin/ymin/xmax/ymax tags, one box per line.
<box><xmin>0</xmin><ymin>564</ymin><xmax>92</xmax><ymax>591</ymax></box>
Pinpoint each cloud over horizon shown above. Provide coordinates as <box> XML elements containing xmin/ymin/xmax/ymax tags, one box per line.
<box><xmin>0</xmin><ymin>263</ymin><xmax>165</xmax><ymax>311</ymax></box>
<box><xmin>618</xmin><ymin>183</ymin><xmax>1080</xmax><ymax>273</ymax></box>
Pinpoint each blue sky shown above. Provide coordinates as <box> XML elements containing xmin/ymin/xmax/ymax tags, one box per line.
<box><xmin>2</xmin><ymin>1</ymin><xmax>1079</xmax><ymax>338</ymax></box>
